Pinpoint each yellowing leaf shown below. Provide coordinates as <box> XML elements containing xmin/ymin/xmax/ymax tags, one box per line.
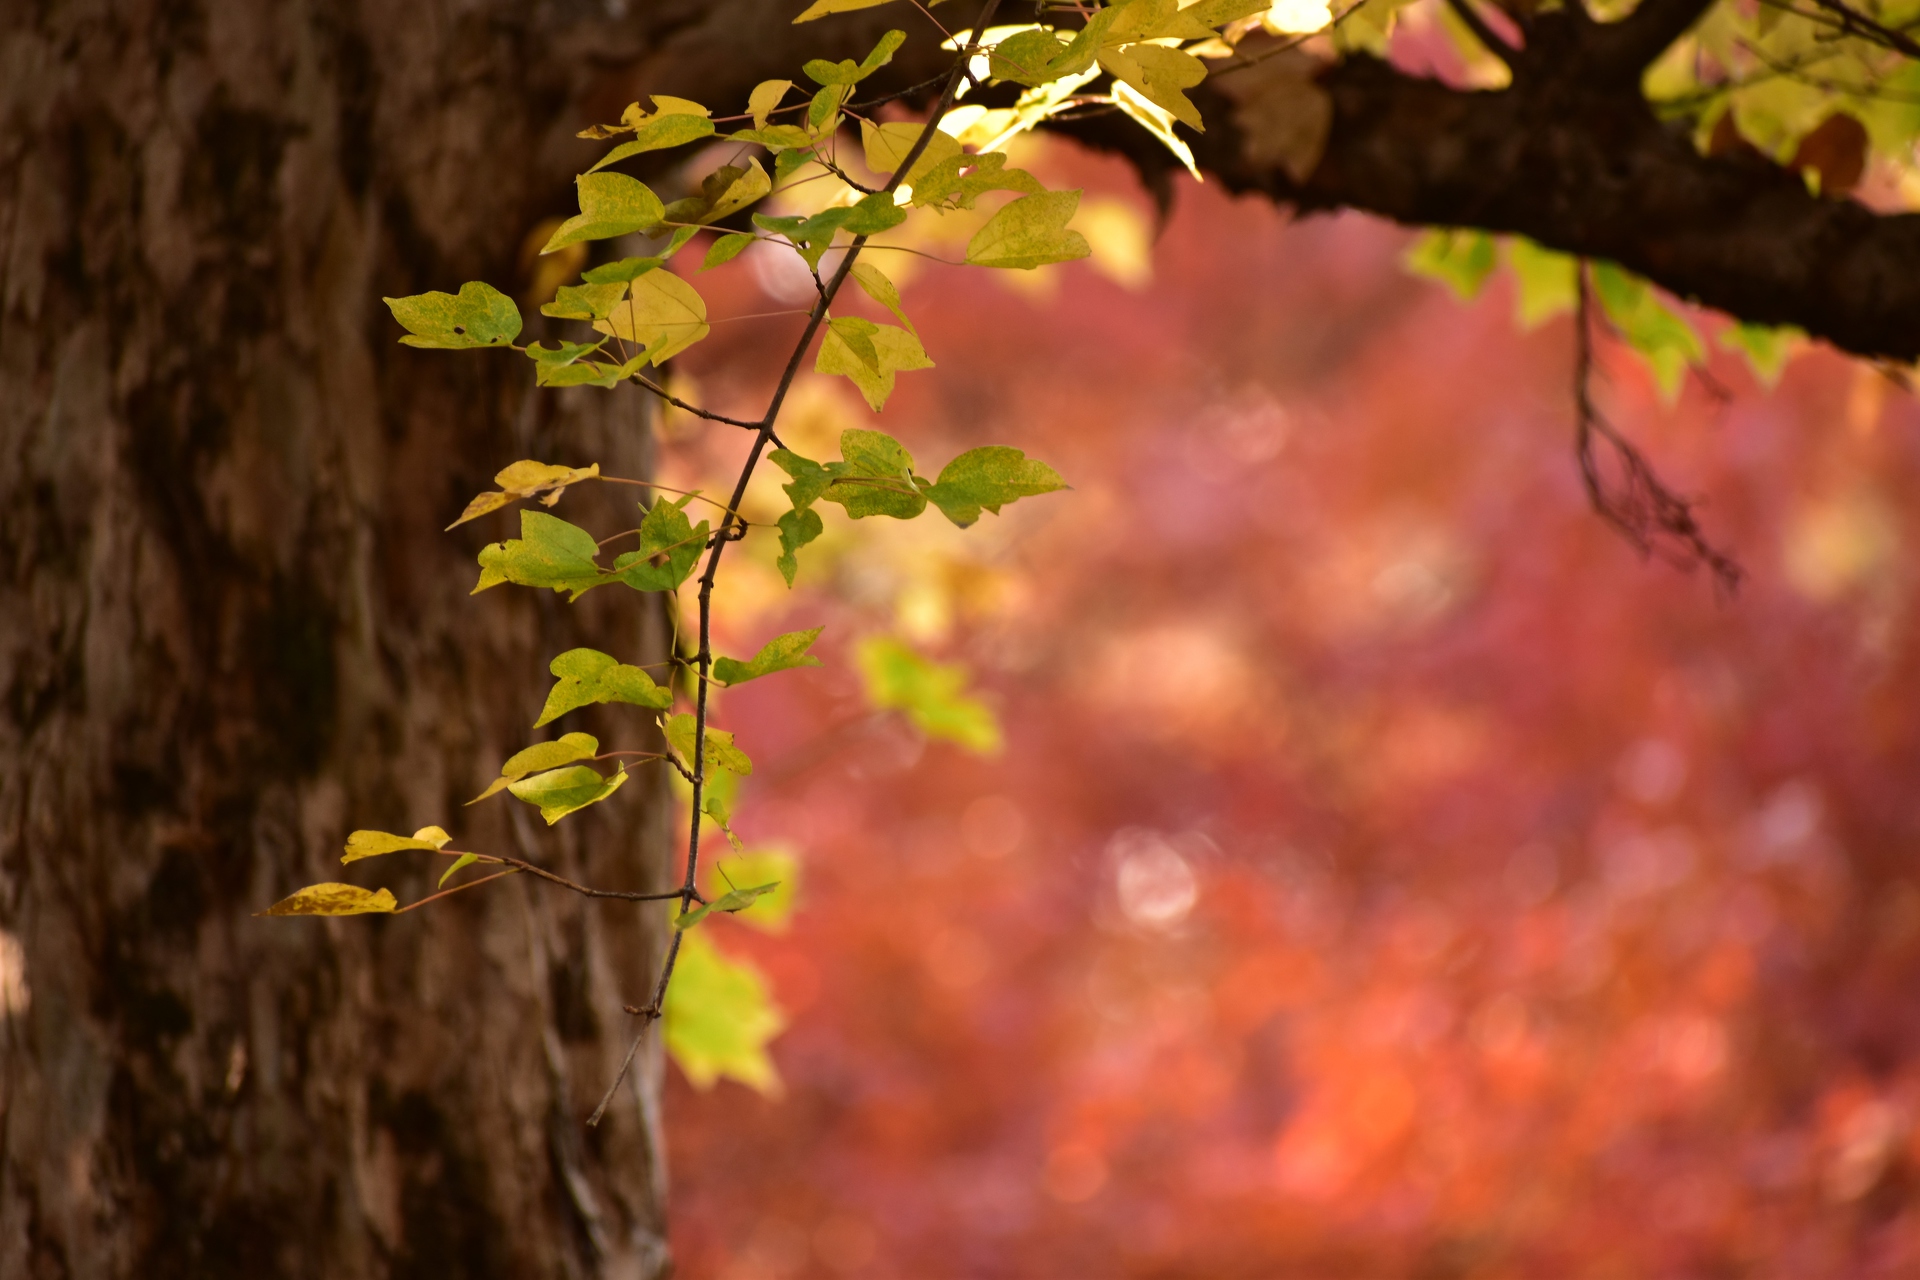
<box><xmin>438</xmin><ymin>853</ymin><xmax>481</xmax><ymax>889</ymax></box>
<box><xmin>1721</xmin><ymin>321</ymin><xmax>1804</xmax><ymax>386</ymax></box>
<box><xmin>856</xmin><ymin>635</ymin><xmax>1001</xmax><ymax>753</ymax></box>
<box><xmin>537</xmin><ymin>648</ymin><xmax>673</xmax><ymax>726</ymax></box>
<box><xmin>448</xmin><ymin>461</ymin><xmax>602</xmax><ymax>529</ymax></box>
<box><xmin>593</xmin><ymin>268</ymin><xmax>711</xmax><ymax>365</ymax></box>
<box><xmin>341</xmin><ymin>826</ymin><xmax>452</xmax><ymax>864</ymax></box>
<box><xmin>713</xmin><ymin>627</ymin><xmax>825</xmax><ymax>686</ymax></box>
<box><xmin>540</xmin><ymin>281</ymin><xmax>629</xmax><ymax>321</ymax></box>
<box><xmin>384</xmin><ymin>281</ymin><xmax>522</xmax><ymax>349</ymax></box>
<box><xmin>508</xmin><ymin>765</ymin><xmax>628</xmax><ymax>825</ymax></box>
<box><xmin>542</xmin><ymin>173</ymin><xmax>667</xmax><ymax>254</ymax></box>
<box><xmin>586</xmin><ymin>113</ymin><xmax>716</xmax><ymax>174</ymax></box>
<box><xmin>702</xmin><ymin>232</ymin><xmax>756</xmax><ymax>271</ymax></box>
<box><xmin>816</xmin><ymin>320</ymin><xmax>933</xmax><ymax>412</ymax></box>
<box><xmin>964</xmin><ymin>190</ymin><xmax>1091</xmax><ymax>271</ymax></box>
<box><xmin>663</xmin><ymin>932</ymin><xmax>784</xmax><ymax>1093</ymax></box>
<box><xmin>258</xmin><ymin>883</ymin><xmax>397</xmax><ymax>917</ymax></box>
<box><xmin>803</xmin><ymin>30</ymin><xmax>906</xmax><ymax>85</ymax></box>
<box><xmin>860</xmin><ymin>120</ymin><xmax>963</xmax><ymax>182</ymax></box>
<box><xmin>794</xmin><ymin>0</ymin><xmax>898</xmax><ymax>23</ymax></box>
<box><xmin>663</xmin><ymin>713</ymin><xmax>754</xmax><ymax>777</ymax></box>
<box><xmin>925</xmin><ymin>446</ymin><xmax>1068</xmax><ymax>527</ymax></box>
<box><xmin>606</xmin><ymin>496</ymin><xmax>708</xmax><ymax>592</ymax></box>
<box><xmin>776</xmin><ymin>507</ymin><xmax>823</xmax><ymax>586</ymax></box>
<box><xmin>849</xmin><ymin>262</ymin><xmax>915</xmax><ymax>334</ymax></box>
<box><xmin>749</xmin><ymin>79</ymin><xmax>793</xmax><ymax>128</ymax></box>
<box><xmin>1098</xmin><ymin>44</ymin><xmax>1208</xmax><ymax>132</ymax></box>
<box><xmin>1591</xmin><ymin>261</ymin><xmax>1705</xmax><ymax>401</ymax></box>
<box><xmin>470</xmin><ymin>731</ymin><xmax>600</xmax><ymax>804</ymax></box>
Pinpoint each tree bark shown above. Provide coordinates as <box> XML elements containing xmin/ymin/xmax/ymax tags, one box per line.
<box><xmin>0</xmin><ymin>2</ymin><xmax>717</xmax><ymax>1275</ymax></box>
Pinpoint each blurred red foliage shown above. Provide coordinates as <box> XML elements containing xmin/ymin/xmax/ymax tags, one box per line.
<box><xmin>654</xmin><ymin>143</ymin><xmax>1920</xmax><ymax>1278</ymax></box>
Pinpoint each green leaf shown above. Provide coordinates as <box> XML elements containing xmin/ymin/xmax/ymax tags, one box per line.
<box><xmin>1506</xmin><ymin>237</ymin><xmax>1577</xmax><ymax>329</ymax></box>
<box><xmin>1404</xmin><ymin>228</ymin><xmax>1497</xmax><ymax>302</ymax></box>
<box><xmin>714</xmin><ymin>627</ymin><xmax>825</xmax><ymax>686</ymax></box>
<box><xmin>384</xmin><ymin>281</ymin><xmax>522</xmax><ymax>349</ymax></box>
<box><xmin>706</xmin><ymin>849</ymin><xmax>800</xmax><ymax>932</ymax></box>
<box><xmin>470</xmin><ymin>731</ymin><xmax>601</xmax><ymax>804</ymax></box>
<box><xmin>607</xmin><ymin>497</ymin><xmax>708</xmax><ymax>592</ymax></box>
<box><xmin>1591</xmin><ymin>261</ymin><xmax>1705</xmax><ymax>400</ymax></box>
<box><xmin>657</xmin><ymin>160</ymin><xmax>772</xmax><ymax>229</ymax></box>
<box><xmin>702</xmin><ymin>232</ymin><xmax>756</xmax><ymax>271</ymax></box>
<box><xmin>776</xmin><ymin>507</ymin><xmax>823</xmax><ymax>586</ymax></box>
<box><xmin>842</xmin><ymin>192</ymin><xmax>908</xmax><ymax>236</ymax></box>
<box><xmin>438</xmin><ymin>853</ymin><xmax>481</xmax><ymax>889</ymax></box>
<box><xmin>592</xmin><ymin>268</ymin><xmax>711</xmax><ymax>365</ymax></box>
<box><xmin>731</xmin><ymin>124</ymin><xmax>816</xmax><ymax>150</ymax></box>
<box><xmin>770</xmin><ymin>449</ymin><xmax>835</xmax><ymax>513</ymax></box>
<box><xmin>536</xmin><ymin>648</ymin><xmax>673</xmax><ymax>726</ymax></box>
<box><xmin>828</xmin><ymin>316</ymin><xmax>881</xmax><ymax>372</ymax></box>
<box><xmin>803</xmin><ymin>29</ymin><xmax>905</xmax><ymax>85</ymax></box>
<box><xmin>1721</xmin><ymin>321</ymin><xmax>1804</xmax><ymax>387</ymax></box>
<box><xmin>258</xmin><ymin>883</ymin><xmax>398</xmax><ymax>917</ymax></box>
<box><xmin>535</xmin><ymin>357</ymin><xmax>636</xmax><ymax>390</ymax></box>
<box><xmin>473</xmin><ymin>510</ymin><xmax>607</xmax><ymax>599</ymax></box>
<box><xmin>855</xmin><ymin>635</ymin><xmax>1001</xmax><ymax>753</ymax></box>
<box><xmin>586</xmin><ymin>113</ymin><xmax>717</xmax><ymax>173</ymax></box>
<box><xmin>509</xmin><ymin>765</ymin><xmax>628</xmax><ymax>825</ymax></box>
<box><xmin>908</xmin><ymin>151</ymin><xmax>1044</xmax><ymax>211</ymax></box>
<box><xmin>965</xmin><ymin>190</ymin><xmax>1091</xmax><ymax>271</ymax></box>
<box><xmin>675</xmin><ymin>882</ymin><xmax>781</xmax><ymax>930</ymax></box>
<box><xmin>925</xmin><ymin>446</ymin><xmax>1068</xmax><ymax>527</ymax></box>
<box><xmin>542</xmin><ymin>173</ymin><xmax>668</xmax><ymax>253</ymax></box>
<box><xmin>861</xmin><ymin>120</ymin><xmax>963</xmax><ymax>184</ymax></box>
<box><xmin>662</xmin><ymin>932</ymin><xmax>784</xmax><ymax>1093</ymax></box>
<box><xmin>341</xmin><ymin>826</ymin><xmax>452</xmax><ymax>864</ymax></box>
<box><xmin>582</xmin><ymin>256</ymin><xmax>665</xmax><ymax>284</ymax></box>
<box><xmin>540</xmin><ymin>281</ymin><xmax>629</xmax><ymax>321</ymax></box>
<box><xmin>815</xmin><ymin>320</ymin><xmax>933</xmax><ymax>412</ymax></box>
<box><xmin>774</xmin><ymin>147</ymin><xmax>816</xmax><ymax>184</ymax></box>
<box><xmin>824</xmin><ymin>428</ymin><xmax>927</xmax><ymax>519</ymax></box>
<box><xmin>989</xmin><ymin>29</ymin><xmax>1071</xmax><ymax>86</ymax></box>
<box><xmin>663</xmin><ymin>713</ymin><xmax>754</xmax><ymax>777</ymax></box>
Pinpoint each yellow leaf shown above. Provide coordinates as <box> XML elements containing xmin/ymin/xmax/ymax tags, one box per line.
<box><xmin>258</xmin><ymin>883</ymin><xmax>398</xmax><ymax>917</ymax></box>
<box><xmin>794</xmin><ymin>0</ymin><xmax>898</xmax><ymax>22</ymax></box>
<box><xmin>592</xmin><ymin>270</ymin><xmax>711</xmax><ymax>366</ymax></box>
<box><xmin>664</xmin><ymin>933</ymin><xmax>785</xmax><ymax>1092</ymax></box>
<box><xmin>860</xmin><ymin>120</ymin><xmax>962</xmax><ymax>183</ymax></box>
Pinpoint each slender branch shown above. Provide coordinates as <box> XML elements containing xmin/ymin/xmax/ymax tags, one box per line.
<box><xmin>1572</xmin><ymin>263</ymin><xmax>1743</xmax><ymax>590</ymax></box>
<box><xmin>1801</xmin><ymin>0</ymin><xmax>1920</xmax><ymax>59</ymax></box>
<box><xmin>394</xmin><ymin>868</ymin><xmax>519</xmax><ymax>914</ymax></box>
<box><xmin>627</xmin><ymin>375</ymin><xmax>762</xmax><ymax>429</ymax></box>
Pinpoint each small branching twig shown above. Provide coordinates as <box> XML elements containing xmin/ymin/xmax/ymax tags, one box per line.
<box><xmin>1573</xmin><ymin>264</ymin><xmax>1743</xmax><ymax>593</ymax></box>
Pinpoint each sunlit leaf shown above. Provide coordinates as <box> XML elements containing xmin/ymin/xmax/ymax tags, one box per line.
<box><xmin>541</xmin><ymin>173</ymin><xmax>668</xmax><ymax>253</ymax></box>
<box><xmin>714</xmin><ymin>627</ymin><xmax>825</xmax><ymax>686</ymax></box>
<box><xmin>663</xmin><ymin>713</ymin><xmax>754</xmax><ymax>777</ymax></box>
<box><xmin>384</xmin><ymin>281</ymin><xmax>522</xmax><ymax>349</ymax></box>
<box><xmin>586</xmin><ymin>113</ymin><xmax>716</xmax><ymax>174</ymax></box>
<box><xmin>258</xmin><ymin>883</ymin><xmax>397</xmax><ymax>917</ymax></box>
<box><xmin>749</xmin><ymin>79</ymin><xmax>793</xmax><ymax>128</ymax></box>
<box><xmin>593</xmin><ymin>267</ymin><xmax>712</xmax><ymax>365</ymax></box>
<box><xmin>1721</xmin><ymin>321</ymin><xmax>1804</xmax><ymax>387</ymax></box>
<box><xmin>794</xmin><ymin>0</ymin><xmax>899</xmax><ymax>20</ymax></box>
<box><xmin>540</xmin><ymin>282</ymin><xmax>629</xmax><ymax>321</ymax></box>
<box><xmin>662</xmin><ymin>932</ymin><xmax>784</xmax><ymax>1094</ymax></box>
<box><xmin>849</xmin><ymin>261</ymin><xmax>915</xmax><ymax>333</ymax></box>
<box><xmin>448</xmin><ymin>460</ymin><xmax>602</xmax><ymax>529</ymax></box>
<box><xmin>803</xmin><ymin>29</ymin><xmax>905</xmax><ymax>85</ymax></box>
<box><xmin>925</xmin><ymin>446</ymin><xmax>1068</xmax><ymax>527</ymax></box>
<box><xmin>816</xmin><ymin>320</ymin><xmax>933</xmax><ymax>412</ymax></box>
<box><xmin>509</xmin><ymin>764</ymin><xmax>628</xmax><ymax>825</ymax></box>
<box><xmin>856</xmin><ymin>635</ymin><xmax>1001</xmax><ymax>753</ymax></box>
<box><xmin>861</xmin><ymin>120</ymin><xmax>963</xmax><ymax>183</ymax></box>
<box><xmin>341</xmin><ymin>826</ymin><xmax>452</xmax><ymax>864</ymax></box>
<box><xmin>1507</xmin><ymin>237</ymin><xmax>1578</xmax><ymax>329</ymax></box>
<box><xmin>470</xmin><ymin>731</ymin><xmax>601</xmax><ymax>804</ymax></box>
<box><xmin>1591</xmin><ymin>261</ymin><xmax>1705</xmax><ymax>400</ymax></box>
<box><xmin>1098</xmin><ymin>44</ymin><xmax>1208</xmax><ymax>132</ymax></box>
<box><xmin>965</xmin><ymin>191</ymin><xmax>1091</xmax><ymax>271</ymax></box>
<box><xmin>536</xmin><ymin>648</ymin><xmax>673</xmax><ymax>727</ymax></box>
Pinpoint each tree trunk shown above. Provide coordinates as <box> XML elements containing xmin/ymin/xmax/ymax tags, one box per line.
<box><xmin>0</xmin><ymin>2</ymin><xmax>745</xmax><ymax>1275</ymax></box>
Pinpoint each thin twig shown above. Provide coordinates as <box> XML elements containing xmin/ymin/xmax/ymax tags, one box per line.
<box><xmin>1445</xmin><ymin>0</ymin><xmax>1520</xmax><ymax>65</ymax></box>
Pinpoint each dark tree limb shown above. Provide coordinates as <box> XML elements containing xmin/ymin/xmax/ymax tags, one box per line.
<box><xmin>1049</xmin><ymin>20</ymin><xmax>1920</xmax><ymax>362</ymax></box>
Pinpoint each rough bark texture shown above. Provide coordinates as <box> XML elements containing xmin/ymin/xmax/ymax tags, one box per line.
<box><xmin>0</xmin><ymin>2</ymin><xmax>732</xmax><ymax>1275</ymax></box>
<box><xmin>1057</xmin><ymin>11</ymin><xmax>1920</xmax><ymax>362</ymax></box>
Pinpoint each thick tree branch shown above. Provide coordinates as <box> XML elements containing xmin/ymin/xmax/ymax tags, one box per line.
<box><xmin>1055</xmin><ymin>41</ymin><xmax>1920</xmax><ymax>362</ymax></box>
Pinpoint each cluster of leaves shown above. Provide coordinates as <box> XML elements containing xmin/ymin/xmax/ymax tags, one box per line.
<box><xmin>262</xmin><ymin>1</ymin><xmax>1277</xmax><ymax>1101</ymax></box>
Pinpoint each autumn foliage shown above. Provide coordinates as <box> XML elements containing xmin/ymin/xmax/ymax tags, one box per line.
<box><xmin>660</xmin><ymin>144</ymin><xmax>1920</xmax><ymax>1277</ymax></box>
